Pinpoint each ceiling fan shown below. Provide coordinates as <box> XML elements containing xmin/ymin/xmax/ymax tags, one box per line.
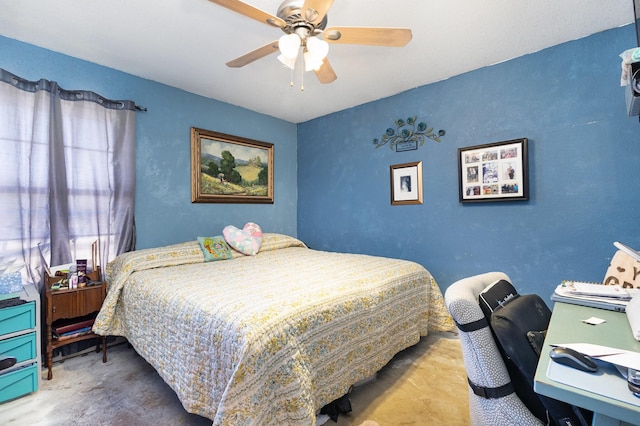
<box><xmin>208</xmin><ymin>0</ymin><xmax>412</xmax><ymax>86</ymax></box>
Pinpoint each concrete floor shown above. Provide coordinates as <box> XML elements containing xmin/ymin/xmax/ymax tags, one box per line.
<box><xmin>333</xmin><ymin>331</ymin><xmax>469</xmax><ymax>426</ymax></box>
<box><xmin>0</xmin><ymin>331</ymin><xmax>469</xmax><ymax>425</ymax></box>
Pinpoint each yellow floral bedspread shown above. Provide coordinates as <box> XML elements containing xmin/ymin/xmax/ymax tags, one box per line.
<box><xmin>93</xmin><ymin>234</ymin><xmax>453</xmax><ymax>425</ymax></box>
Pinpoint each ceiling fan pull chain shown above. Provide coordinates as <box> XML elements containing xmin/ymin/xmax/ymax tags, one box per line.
<box><xmin>300</xmin><ymin>61</ymin><xmax>305</xmax><ymax>91</ymax></box>
<box><xmin>289</xmin><ymin>67</ymin><xmax>294</xmax><ymax>88</ymax></box>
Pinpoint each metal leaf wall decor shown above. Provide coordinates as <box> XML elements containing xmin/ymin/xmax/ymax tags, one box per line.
<box><xmin>373</xmin><ymin>117</ymin><xmax>445</xmax><ymax>152</ymax></box>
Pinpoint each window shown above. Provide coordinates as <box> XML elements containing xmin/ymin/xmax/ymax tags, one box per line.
<box><xmin>0</xmin><ymin>69</ymin><xmax>137</xmax><ymax>288</ymax></box>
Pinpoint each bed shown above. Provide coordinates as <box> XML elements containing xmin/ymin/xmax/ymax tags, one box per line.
<box><xmin>93</xmin><ymin>233</ymin><xmax>453</xmax><ymax>425</ymax></box>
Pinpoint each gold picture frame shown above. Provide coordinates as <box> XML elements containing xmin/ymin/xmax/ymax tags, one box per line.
<box><xmin>390</xmin><ymin>161</ymin><xmax>423</xmax><ymax>205</ymax></box>
<box><xmin>191</xmin><ymin>127</ymin><xmax>274</xmax><ymax>203</ymax></box>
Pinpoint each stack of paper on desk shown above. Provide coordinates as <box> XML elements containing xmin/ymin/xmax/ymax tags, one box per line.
<box><xmin>551</xmin><ymin>343</ymin><xmax>640</xmax><ymax>371</ymax></box>
<box><xmin>568</xmin><ymin>282</ymin><xmax>632</xmax><ymax>299</ymax></box>
<box><xmin>552</xmin><ymin>281</ymin><xmax>636</xmax><ymax>312</ymax></box>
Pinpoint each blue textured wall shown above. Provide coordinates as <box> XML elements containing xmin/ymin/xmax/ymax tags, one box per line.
<box><xmin>0</xmin><ymin>35</ymin><xmax>298</xmax><ymax>249</ymax></box>
<box><xmin>298</xmin><ymin>26</ymin><xmax>640</xmax><ymax>301</ymax></box>
<box><xmin>3</xmin><ymin>26</ymin><xmax>640</xmax><ymax>302</ymax></box>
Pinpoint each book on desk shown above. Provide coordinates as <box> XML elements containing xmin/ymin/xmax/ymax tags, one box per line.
<box><xmin>552</xmin><ymin>281</ymin><xmax>636</xmax><ymax>312</ymax></box>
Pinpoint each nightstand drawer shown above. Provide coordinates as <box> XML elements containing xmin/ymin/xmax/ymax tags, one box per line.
<box><xmin>50</xmin><ymin>285</ymin><xmax>104</xmax><ymax>321</ymax></box>
<box><xmin>0</xmin><ymin>332</ymin><xmax>37</xmax><ymax>364</ymax></box>
<box><xmin>0</xmin><ymin>302</ymin><xmax>35</xmax><ymax>336</ymax></box>
<box><xmin>0</xmin><ymin>363</ymin><xmax>38</xmax><ymax>403</ymax></box>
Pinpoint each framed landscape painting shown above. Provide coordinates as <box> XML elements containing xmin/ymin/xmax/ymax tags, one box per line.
<box><xmin>191</xmin><ymin>127</ymin><xmax>274</xmax><ymax>203</ymax></box>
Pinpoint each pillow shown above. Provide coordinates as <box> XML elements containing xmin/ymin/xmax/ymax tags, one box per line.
<box><xmin>223</xmin><ymin>222</ymin><xmax>263</xmax><ymax>256</ymax></box>
<box><xmin>603</xmin><ymin>250</ymin><xmax>640</xmax><ymax>288</ymax></box>
<box><xmin>197</xmin><ymin>236</ymin><xmax>233</xmax><ymax>261</ymax></box>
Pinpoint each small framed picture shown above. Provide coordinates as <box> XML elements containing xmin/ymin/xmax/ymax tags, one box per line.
<box><xmin>390</xmin><ymin>161</ymin><xmax>423</xmax><ymax>205</ymax></box>
<box><xmin>458</xmin><ymin>138</ymin><xmax>528</xmax><ymax>203</ymax></box>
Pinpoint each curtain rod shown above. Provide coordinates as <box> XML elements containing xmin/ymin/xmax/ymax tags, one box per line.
<box><xmin>1</xmin><ymin>67</ymin><xmax>148</xmax><ymax>112</ymax></box>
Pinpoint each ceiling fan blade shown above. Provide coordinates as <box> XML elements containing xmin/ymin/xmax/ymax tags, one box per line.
<box><xmin>301</xmin><ymin>0</ymin><xmax>334</xmax><ymax>25</ymax></box>
<box><xmin>323</xmin><ymin>27</ymin><xmax>412</xmax><ymax>46</ymax></box>
<box><xmin>208</xmin><ymin>0</ymin><xmax>285</xmax><ymax>28</ymax></box>
<box><xmin>226</xmin><ymin>41</ymin><xmax>279</xmax><ymax>68</ymax></box>
<box><xmin>314</xmin><ymin>58</ymin><xmax>337</xmax><ymax>84</ymax></box>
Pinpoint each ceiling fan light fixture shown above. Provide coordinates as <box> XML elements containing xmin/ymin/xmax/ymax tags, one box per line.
<box><xmin>303</xmin><ymin>51</ymin><xmax>322</xmax><ymax>71</ymax></box>
<box><xmin>277</xmin><ymin>54</ymin><xmax>297</xmax><ymax>70</ymax></box>
<box><xmin>278</xmin><ymin>33</ymin><xmax>301</xmax><ymax>59</ymax></box>
<box><xmin>304</xmin><ymin>36</ymin><xmax>329</xmax><ymax>71</ymax></box>
<box><xmin>306</xmin><ymin>36</ymin><xmax>329</xmax><ymax>60</ymax></box>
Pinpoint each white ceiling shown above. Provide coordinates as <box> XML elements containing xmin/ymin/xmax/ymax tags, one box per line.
<box><xmin>0</xmin><ymin>0</ymin><xmax>634</xmax><ymax>123</ymax></box>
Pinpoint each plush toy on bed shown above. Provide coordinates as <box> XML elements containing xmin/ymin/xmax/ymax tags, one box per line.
<box><xmin>223</xmin><ymin>222</ymin><xmax>263</xmax><ymax>256</ymax></box>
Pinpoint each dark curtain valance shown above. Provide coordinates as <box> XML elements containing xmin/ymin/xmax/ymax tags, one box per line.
<box><xmin>0</xmin><ymin>68</ymin><xmax>140</xmax><ymax>111</ymax></box>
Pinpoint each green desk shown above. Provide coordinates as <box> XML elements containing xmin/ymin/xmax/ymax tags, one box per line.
<box><xmin>534</xmin><ymin>302</ymin><xmax>640</xmax><ymax>426</ymax></box>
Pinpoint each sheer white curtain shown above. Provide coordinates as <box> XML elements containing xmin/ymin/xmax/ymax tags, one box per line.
<box><xmin>0</xmin><ymin>68</ymin><xmax>137</xmax><ymax>290</ymax></box>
